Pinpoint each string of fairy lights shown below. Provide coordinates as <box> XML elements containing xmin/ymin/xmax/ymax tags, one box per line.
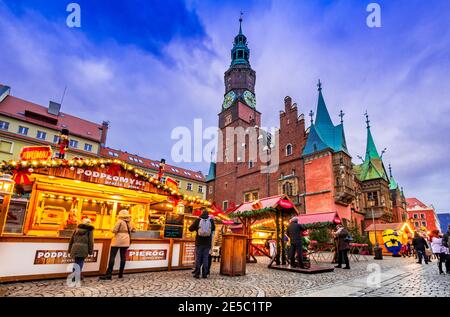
<box><xmin>0</xmin><ymin>158</ymin><xmax>212</xmax><ymax>208</ymax></box>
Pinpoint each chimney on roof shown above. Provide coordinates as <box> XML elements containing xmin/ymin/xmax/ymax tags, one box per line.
<box><xmin>100</xmin><ymin>121</ymin><xmax>109</xmax><ymax>146</ymax></box>
<box><xmin>0</xmin><ymin>85</ymin><xmax>11</xmax><ymax>103</ymax></box>
<box><xmin>48</xmin><ymin>101</ymin><xmax>61</xmax><ymax>116</ymax></box>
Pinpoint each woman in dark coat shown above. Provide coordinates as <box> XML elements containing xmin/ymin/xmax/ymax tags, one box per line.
<box><xmin>68</xmin><ymin>218</ymin><xmax>94</xmax><ymax>279</ymax></box>
<box><xmin>333</xmin><ymin>225</ymin><xmax>350</xmax><ymax>269</ymax></box>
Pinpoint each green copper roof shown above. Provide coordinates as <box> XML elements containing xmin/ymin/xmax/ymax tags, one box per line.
<box><xmin>365</xmin><ymin>127</ymin><xmax>381</xmax><ymax>161</ymax></box>
<box><xmin>231</xmin><ymin>17</ymin><xmax>250</xmax><ymax>66</ymax></box>
<box><xmin>388</xmin><ymin>164</ymin><xmax>399</xmax><ymax>190</ymax></box>
<box><xmin>355</xmin><ymin>119</ymin><xmax>388</xmax><ymax>182</ymax></box>
<box><xmin>303</xmin><ymin>82</ymin><xmax>349</xmax><ymax>157</ymax></box>
<box><xmin>206</xmin><ymin>161</ymin><xmax>216</xmax><ymax>182</ymax></box>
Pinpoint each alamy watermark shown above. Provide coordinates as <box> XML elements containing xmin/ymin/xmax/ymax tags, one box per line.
<box><xmin>66</xmin><ymin>3</ymin><xmax>81</xmax><ymax>28</ymax></box>
<box><xmin>171</xmin><ymin>119</ymin><xmax>280</xmax><ymax>173</ymax></box>
<box><xmin>366</xmin><ymin>3</ymin><xmax>382</xmax><ymax>28</ymax></box>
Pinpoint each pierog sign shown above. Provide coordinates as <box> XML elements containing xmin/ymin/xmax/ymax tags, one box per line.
<box><xmin>75</xmin><ymin>168</ymin><xmax>147</xmax><ymax>191</ymax></box>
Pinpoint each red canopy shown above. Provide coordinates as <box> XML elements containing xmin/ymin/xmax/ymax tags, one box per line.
<box><xmin>231</xmin><ymin>194</ymin><xmax>298</xmax><ymax>215</ymax></box>
<box><xmin>297</xmin><ymin>212</ymin><xmax>341</xmax><ymax>225</ymax></box>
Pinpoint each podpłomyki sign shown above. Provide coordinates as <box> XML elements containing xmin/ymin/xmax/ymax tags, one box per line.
<box><xmin>34</xmin><ymin>250</ymin><xmax>99</xmax><ymax>265</ymax></box>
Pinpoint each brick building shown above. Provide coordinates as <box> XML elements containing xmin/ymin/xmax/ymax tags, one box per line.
<box><xmin>206</xmin><ymin>19</ymin><xmax>410</xmax><ymax>233</ymax></box>
<box><xmin>206</xmin><ymin>19</ymin><xmax>307</xmax><ymax>212</ymax></box>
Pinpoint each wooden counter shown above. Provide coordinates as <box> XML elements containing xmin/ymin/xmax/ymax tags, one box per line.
<box><xmin>0</xmin><ymin>235</ymin><xmax>195</xmax><ymax>283</ymax></box>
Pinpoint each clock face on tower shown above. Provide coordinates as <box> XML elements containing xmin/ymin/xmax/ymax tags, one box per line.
<box><xmin>242</xmin><ymin>90</ymin><xmax>256</xmax><ymax>109</ymax></box>
<box><xmin>222</xmin><ymin>91</ymin><xmax>237</xmax><ymax>109</ymax></box>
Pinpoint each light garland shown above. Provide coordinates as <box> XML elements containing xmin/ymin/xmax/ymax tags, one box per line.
<box><xmin>0</xmin><ymin>158</ymin><xmax>212</xmax><ymax>208</ymax></box>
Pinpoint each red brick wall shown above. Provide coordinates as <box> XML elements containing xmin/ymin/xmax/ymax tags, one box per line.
<box><xmin>304</xmin><ymin>154</ymin><xmax>334</xmax><ymax>212</ymax></box>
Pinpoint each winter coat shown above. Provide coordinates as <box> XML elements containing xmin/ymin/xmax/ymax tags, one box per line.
<box><xmin>443</xmin><ymin>232</ymin><xmax>450</xmax><ymax>248</ymax></box>
<box><xmin>287</xmin><ymin>222</ymin><xmax>306</xmax><ymax>244</ymax></box>
<box><xmin>68</xmin><ymin>224</ymin><xmax>94</xmax><ymax>258</ymax></box>
<box><xmin>111</xmin><ymin>218</ymin><xmax>135</xmax><ymax>247</ymax></box>
<box><xmin>189</xmin><ymin>214</ymin><xmax>215</xmax><ymax>246</ymax></box>
<box><xmin>431</xmin><ymin>237</ymin><xmax>444</xmax><ymax>254</ymax></box>
<box><xmin>335</xmin><ymin>227</ymin><xmax>350</xmax><ymax>251</ymax></box>
<box><xmin>412</xmin><ymin>236</ymin><xmax>428</xmax><ymax>251</ymax></box>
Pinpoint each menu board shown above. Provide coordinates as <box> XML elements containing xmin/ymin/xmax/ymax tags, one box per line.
<box><xmin>182</xmin><ymin>242</ymin><xmax>196</xmax><ymax>265</ymax></box>
<box><xmin>163</xmin><ymin>225</ymin><xmax>183</xmax><ymax>238</ymax></box>
<box><xmin>165</xmin><ymin>213</ymin><xmax>185</xmax><ymax>225</ymax></box>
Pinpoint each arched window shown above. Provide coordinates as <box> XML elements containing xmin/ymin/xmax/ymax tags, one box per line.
<box><xmin>283</xmin><ymin>182</ymin><xmax>293</xmax><ymax>196</ymax></box>
<box><xmin>286</xmin><ymin>144</ymin><xmax>293</xmax><ymax>156</ymax></box>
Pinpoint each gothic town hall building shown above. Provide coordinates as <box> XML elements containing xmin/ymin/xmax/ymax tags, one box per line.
<box><xmin>206</xmin><ymin>20</ymin><xmax>407</xmax><ymax>233</ymax></box>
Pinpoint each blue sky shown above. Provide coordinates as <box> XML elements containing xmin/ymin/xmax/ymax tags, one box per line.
<box><xmin>1</xmin><ymin>0</ymin><xmax>450</xmax><ymax>213</ymax></box>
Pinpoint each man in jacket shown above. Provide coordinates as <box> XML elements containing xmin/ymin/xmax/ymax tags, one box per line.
<box><xmin>412</xmin><ymin>232</ymin><xmax>429</xmax><ymax>264</ymax></box>
<box><xmin>334</xmin><ymin>225</ymin><xmax>351</xmax><ymax>269</ymax></box>
<box><xmin>189</xmin><ymin>210</ymin><xmax>215</xmax><ymax>278</ymax></box>
<box><xmin>286</xmin><ymin>217</ymin><xmax>306</xmax><ymax>268</ymax></box>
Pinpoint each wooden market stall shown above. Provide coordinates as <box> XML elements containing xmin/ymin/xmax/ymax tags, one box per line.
<box><xmin>365</xmin><ymin>222</ymin><xmax>414</xmax><ymax>255</ymax></box>
<box><xmin>0</xmin><ymin>154</ymin><xmax>219</xmax><ymax>282</ymax></box>
<box><xmin>227</xmin><ymin>195</ymin><xmax>298</xmax><ymax>266</ymax></box>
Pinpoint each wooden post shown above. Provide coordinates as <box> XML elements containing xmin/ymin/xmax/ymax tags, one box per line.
<box><xmin>281</xmin><ymin>212</ymin><xmax>286</xmax><ymax>265</ymax></box>
<box><xmin>275</xmin><ymin>210</ymin><xmax>281</xmax><ymax>265</ymax></box>
<box><xmin>168</xmin><ymin>238</ymin><xmax>174</xmax><ymax>271</ymax></box>
<box><xmin>0</xmin><ymin>195</ymin><xmax>11</xmax><ymax>235</ymax></box>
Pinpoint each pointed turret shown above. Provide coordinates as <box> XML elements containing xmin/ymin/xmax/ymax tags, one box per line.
<box><xmin>231</xmin><ymin>14</ymin><xmax>250</xmax><ymax>67</ymax></box>
<box><xmin>302</xmin><ymin>81</ymin><xmax>349</xmax><ymax>156</ymax></box>
<box><xmin>355</xmin><ymin>113</ymin><xmax>388</xmax><ymax>182</ymax></box>
<box><xmin>388</xmin><ymin>163</ymin><xmax>399</xmax><ymax>190</ymax></box>
<box><xmin>364</xmin><ymin>112</ymin><xmax>381</xmax><ymax>161</ymax></box>
<box><xmin>206</xmin><ymin>161</ymin><xmax>216</xmax><ymax>182</ymax></box>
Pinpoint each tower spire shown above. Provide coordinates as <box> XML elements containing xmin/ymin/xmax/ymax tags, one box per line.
<box><xmin>364</xmin><ymin>111</ymin><xmax>381</xmax><ymax>161</ymax></box>
<box><xmin>309</xmin><ymin>110</ymin><xmax>314</xmax><ymax>124</ymax></box>
<box><xmin>239</xmin><ymin>11</ymin><xmax>243</xmax><ymax>34</ymax></box>
<box><xmin>339</xmin><ymin>110</ymin><xmax>345</xmax><ymax>124</ymax></box>
<box><xmin>389</xmin><ymin>163</ymin><xmax>392</xmax><ymax>178</ymax></box>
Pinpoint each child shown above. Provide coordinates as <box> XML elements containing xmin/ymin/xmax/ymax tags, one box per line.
<box><xmin>68</xmin><ymin>218</ymin><xmax>94</xmax><ymax>280</ymax></box>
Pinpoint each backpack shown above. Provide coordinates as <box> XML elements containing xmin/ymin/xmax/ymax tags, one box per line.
<box><xmin>198</xmin><ymin>218</ymin><xmax>212</xmax><ymax>237</ymax></box>
<box><xmin>344</xmin><ymin>234</ymin><xmax>353</xmax><ymax>242</ymax></box>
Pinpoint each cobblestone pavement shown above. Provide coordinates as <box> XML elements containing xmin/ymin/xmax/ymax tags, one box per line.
<box><xmin>1</xmin><ymin>255</ymin><xmax>449</xmax><ymax>297</ymax></box>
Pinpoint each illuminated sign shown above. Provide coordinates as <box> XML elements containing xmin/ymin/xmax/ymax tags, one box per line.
<box><xmin>20</xmin><ymin>146</ymin><xmax>53</xmax><ymax>161</ymax></box>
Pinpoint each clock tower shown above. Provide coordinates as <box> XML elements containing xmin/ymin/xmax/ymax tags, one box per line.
<box><xmin>220</xmin><ymin>16</ymin><xmax>259</xmax><ymax>129</ymax></box>
<box><xmin>222</xmin><ymin>16</ymin><xmax>257</xmax><ymax>112</ymax></box>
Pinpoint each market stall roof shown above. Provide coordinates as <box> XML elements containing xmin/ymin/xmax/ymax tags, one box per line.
<box><xmin>297</xmin><ymin>212</ymin><xmax>340</xmax><ymax>226</ymax></box>
<box><xmin>365</xmin><ymin>222</ymin><xmax>414</xmax><ymax>232</ymax></box>
<box><xmin>230</xmin><ymin>194</ymin><xmax>298</xmax><ymax>218</ymax></box>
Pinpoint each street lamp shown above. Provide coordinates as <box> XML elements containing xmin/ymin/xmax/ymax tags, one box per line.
<box><xmin>369</xmin><ymin>199</ymin><xmax>383</xmax><ymax>260</ymax></box>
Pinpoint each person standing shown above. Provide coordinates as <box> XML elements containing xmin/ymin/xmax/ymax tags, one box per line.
<box><xmin>100</xmin><ymin>209</ymin><xmax>135</xmax><ymax>280</ymax></box>
<box><xmin>333</xmin><ymin>225</ymin><xmax>351</xmax><ymax>269</ymax></box>
<box><xmin>189</xmin><ymin>210</ymin><xmax>215</xmax><ymax>278</ymax></box>
<box><xmin>68</xmin><ymin>217</ymin><xmax>94</xmax><ymax>281</ymax></box>
<box><xmin>286</xmin><ymin>217</ymin><xmax>306</xmax><ymax>268</ymax></box>
<box><xmin>430</xmin><ymin>230</ymin><xmax>446</xmax><ymax>274</ymax></box>
<box><xmin>443</xmin><ymin>225</ymin><xmax>450</xmax><ymax>274</ymax></box>
<box><xmin>412</xmin><ymin>232</ymin><xmax>429</xmax><ymax>264</ymax></box>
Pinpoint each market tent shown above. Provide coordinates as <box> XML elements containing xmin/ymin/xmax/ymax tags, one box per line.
<box><xmin>364</xmin><ymin>222</ymin><xmax>413</xmax><ymax>232</ymax></box>
<box><xmin>365</xmin><ymin>222</ymin><xmax>414</xmax><ymax>254</ymax></box>
<box><xmin>297</xmin><ymin>212</ymin><xmax>341</xmax><ymax>228</ymax></box>
<box><xmin>228</xmin><ymin>194</ymin><xmax>298</xmax><ymax>265</ymax></box>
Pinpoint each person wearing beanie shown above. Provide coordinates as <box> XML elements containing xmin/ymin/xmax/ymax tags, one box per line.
<box><xmin>100</xmin><ymin>209</ymin><xmax>135</xmax><ymax>280</ymax></box>
<box><xmin>68</xmin><ymin>217</ymin><xmax>94</xmax><ymax>281</ymax></box>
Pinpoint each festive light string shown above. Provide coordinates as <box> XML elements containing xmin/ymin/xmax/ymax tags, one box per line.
<box><xmin>0</xmin><ymin>158</ymin><xmax>212</xmax><ymax>208</ymax></box>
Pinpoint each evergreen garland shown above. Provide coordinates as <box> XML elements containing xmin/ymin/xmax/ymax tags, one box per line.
<box><xmin>231</xmin><ymin>207</ymin><xmax>277</xmax><ymax>220</ymax></box>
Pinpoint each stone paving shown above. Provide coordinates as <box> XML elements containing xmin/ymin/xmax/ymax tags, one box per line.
<box><xmin>0</xmin><ymin>255</ymin><xmax>449</xmax><ymax>297</ymax></box>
